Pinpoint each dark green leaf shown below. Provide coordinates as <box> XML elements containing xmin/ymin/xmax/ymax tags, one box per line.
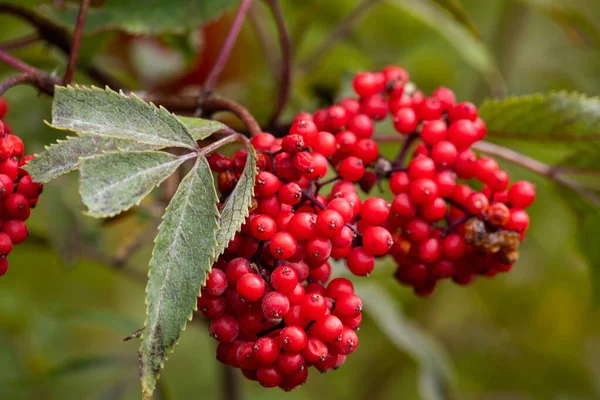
<box><xmin>51</xmin><ymin>86</ymin><xmax>197</xmax><ymax>149</ymax></box>
<box><xmin>140</xmin><ymin>156</ymin><xmax>219</xmax><ymax>399</ymax></box>
<box><xmin>79</xmin><ymin>151</ymin><xmax>190</xmax><ymax>218</ymax></box>
<box><xmin>40</xmin><ymin>0</ymin><xmax>238</xmax><ymax>35</ymax></box>
<box><xmin>356</xmin><ymin>284</ymin><xmax>457</xmax><ymax>400</ymax></box>
<box><xmin>214</xmin><ymin>144</ymin><xmax>257</xmax><ymax>258</ymax></box>
<box><xmin>389</xmin><ymin>0</ymin><xmax>504</xmax><ymax>96</ymax></box>
<box><xmin>431</xmin><ymin>0</ymin><xmax>480</xmax><ymax>39</ymax></box>
<box><xmin>479</xmin><ymin>91</ymin><xmax>600</xmax><ymax>140</ymax></box>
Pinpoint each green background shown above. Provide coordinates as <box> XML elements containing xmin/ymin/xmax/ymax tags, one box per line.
<box><xmin>1</xmin><ymin>0</ymin><xmax>599</xmax><ymax>399</ymax></box>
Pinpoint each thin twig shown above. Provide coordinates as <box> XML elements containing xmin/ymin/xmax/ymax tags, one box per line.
<box><xmin>0</xmin><ymin>72</ymin><xmax>55</xmax><ymax>96</ymax></box>
<box><xmin>198</xmin><ymin>0</ymin><xmax>253</xmax><ymax>111</ymax></box>
<box><xmin>63</xmin><ymin>0</ymin><xmax>90</xmax><ymax>85</ymax></box>
<box><xmin>0</xmin><ymin>2</ymin><xmax>124</xmax><ymax>89</ymax></box>
<box><xmin>223</xmin><ymin>365</ymin><xmax>242</xmax><ymax>400</ymax></box>
<box><xmin>0</xmin><ymin>47</ymin><xmax>44</xmax><ymax>75</ymax></box>
<box><xmin>392</xmin><ymin>133</ymin><xmax>418</xmax><ymax>167</ymax></box>
<box><xmin>299</xmin><ymin>0</ymin><xmax>383</xmax><ymax>73</ymax></box>
<box><xmin>140</xmin><ymin>93</ymin><xmax>261</xmax><ymax>137</ymax></box>
<box><xmin>0</xmin><ymin>33</ymin><xmax>40</xmax><ymax>51</ymax></box>
<box><xmin>265</xmin><ymin>0</ymin><xmax>291</xmax><ymax>128</ymax></box>
<box><xmin>198</xmin><ymin>132</ymin><xmax>247</xmax><ymax>157</ymax></box>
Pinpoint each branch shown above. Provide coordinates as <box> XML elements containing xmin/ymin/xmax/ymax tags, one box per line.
<box><xmin>265</xmin><ymin>0</ymin><xmax>291</xmax><ymax>128</ymax></box>
<box><xmin>139</xmin><ymin>93</ymin><xmax>261</xmax><ymax>137</ymax></box>
<box><xmin>376</xmin><ymin>134</ymin><xmax>600</xmax><ymax>207</ymax></box>
<box><xmin>299</xmin><ymin>0</ymin><xmax>383</xmax><ymax>73</ymax></box>
<box><xmin>222</xmin><ymin>365</ymin><xmax>242</xmax><ymax>400</ymax></box>
<box><xmin>198</xmin><ymin>0</ymin><xmax>253</xmax><ymax>108</ymax></box>
<box><xmin>0</xmin><ymin>49</ymin><xmax>58</xmax><ymax>95</ymax></box>
<box><xmin>0</xmin><ymin>2</ymin><xmax>124</xmax><ymax>89</ymax></box>
<box><xmin>0</xmin><ymin>33</ymin><xmax>40</xmax><ymax>51</ymax></box>
<box><xmin>63</xmin><ymin>0</ymin><xmax>90</xmax><ymax>85</ymax></box>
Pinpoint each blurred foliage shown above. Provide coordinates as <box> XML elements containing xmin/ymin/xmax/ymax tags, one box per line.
<box><xmin>1</xmin><ymin>0</ymin><xmax>600</xmax><ymax>399</ymax></box>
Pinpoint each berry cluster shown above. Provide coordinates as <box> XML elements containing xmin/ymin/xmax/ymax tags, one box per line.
<box><xmin>0</xmin><ymin>98</ymin><xmax>42</xmax><ymax>277</ymax></box>
<box><xmin>200</xmin><ymin>65</ymin><xmax>534</xmax><ymax>390</ymax></box>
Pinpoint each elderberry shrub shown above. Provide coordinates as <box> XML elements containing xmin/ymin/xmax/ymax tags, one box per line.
<box><xmin>200</xmin><ymin>66</ymin><xmax>535</xmax><ymax>390</ymax></box>
<box><xmin>0</xmin><ymin>97</ymin><xmax>42</xmax><ymax>277</ymax></box>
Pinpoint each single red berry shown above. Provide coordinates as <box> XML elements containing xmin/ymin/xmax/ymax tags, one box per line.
<box><xmin>271</xmin><ymin>266</ymin><xmax>298</xmax><ymax>294</ymax></box>
<box><xmin>508</xmin><ymin>181</ymin><xmax>536</xmax><ymax>209</ymax></box>
<box><xmin>403</xmin><ymin>218</ymin><xmax>431</xmax><ymax>242</ymax></box>
<box><xmin>2</xmin><ymin>219</ymin><xmax>28</xmax><ymax>244</ymax></box>
<box><xmin>326</xmin><ymin>278</ymin><xmax>354</xmax><ymax>299</ymax></box>
<box><xmin>197</xmin><ymin>295</ymin><xmax>226</xmax><ymax>318</ymax></box>
<box><xmin>327</xmin><ymin>198</ymin><xmax>354</xmax><ymax>223</ymax></box>
<box><xmin>335</xmin><ymin>130</ymin><xmax>357</xmax><ymax>153</ymax></box>
<box><xmin>351</xmin><ymin>138</ymin><xmax>379</xmax><ymax>165</ymax></box>
<box><xmin>331</xmin><ymin>327</ymin><xmax>359</xmax><ymax>355</ymax></box>
<box><xmin>207</xmin><ymin>153</ymin><xmax>232</xmax><ymax>172</ymax></box>
<box><xmin>303</xmin><ymin>337</ymin><xmax>328</xmax><ymax>363</ymax></box>
<box><xmin>487</xmin><ymin>202</ymin><xmax>511</xmax><ymax>226</ymax></box>
<box><xmin>288</xmin><ymin>212</ymin><xmax>317</xmax><ymax>240</ymax></box>
<box><xmin>338</xmin><ymin>156</ymin><xmax>365</xmax><ymax>182</ymax></box>
<box><xmin>389</xmin><ymin>171</ymin><xmax>411</xmax><ymax>194</ymax></box>
<box><xmin>312</xmin><ymin>131</ymin><xmax>337</xmax><ymax>157</ymax></box>
<box><xmin>309</xmin><ymin>314</ymin><xmax>344</xmax><ymax>343</ymax></box>
<box><xmin>316</xmin><ymin>209</ymin><xmax>344</xmax><ymax>238</ymax></box>
<box><xmin>353</xmin><ymin>72</ymin><xmax>384</xmax><ymax>97</ymax></box>
<box><xmin>309</xmin><ymin>262</ymin><xmax>331</xmax><ymax>282</ymax></box>
<box><xmin>442</xmin><ymin>233</ymin><xmax>467</xmax><ymax>260</ymax></box>
<box><xmin>362</xmin><ymin>226</ymin><xmax>393</xmax><ymax>255</ymax></box>
<box><xmin>447</xmin><ymin>119</ymin><xmax>478</xmax><ymax>150</ymax></box>
<box><xmin>277</xmin><ymin>352</ymin><xmax>305</xmax><ymax>376</ymax></box>
<box><xmin>257</xmin><ymin>367</ymin><xmax>283</xmax><ymax>388</ymax></box>
<box><xmin>205</xmin><ymin>268</ymin><xmax>229</xmax><ymax>296</ymax></box>
<box><xmin>251</xmin><ymin>132</ymin><xmax>276</xmax><ymax>150</ymax></box>
<box><xmin>347</xmin><ymin>246</ymin><xmax>375</xmax><ymax>276</ymax></box>
<box><xmin>253</xmin><ymin>337</ymin><xmax>280</xmax><ymax>366</ymax></box>
<box><xmin>289</xmin><ymin>119</ymin><xmax>318</xmax><ymax>147</ymax></box>
<box><xmin>432</xmin><ymin>87</ymin><xmax>456</xmax><ymax>109</ymax></box>
<box><xmin>333</xmin><ymin>293</ymin><xmax>362</xmax><ymax>319</ymax></box>
<box><xmin>279</xmin><ymin>326</ymin><xmax>308</xmax><ymax>353</ymax></box>
<box><xmin>269</xmin><ymin>232</ymin><xmax>298</xmax><ymax>259</ymax></box>
<box><xmin>454</xmin><ymin>149</ymin><xmax>477</xmax><ymax>179</ymax></box>
<box><xmin>339</xmin><ymin>98</ymin><xmax>361</xmax><ymax>118</ymax></box>
<box><xmin>249</xmin><ymin>214</ymin><xmax>277</xmax><ymax>241</ymax></box>
<box><xmin>360</xmin><ymin>197</ymin><xmax>390</xmax><ymax>225</ymax></box>
<box><xmin>305</xmin><ymin>153</ymin><xmax>329</xmax><ymax>180</ymax></box>
<box><xmin>4</xmin><ymin>193</ymin><xmax>30</xmax><ymax>220</ymax></box>
<box><xmin>466</xmin><ymin>193</ymin><xmax>490</xmax><ymax>215</ymax></box>
<box><xmin>262</xmin><ymin>291</ymin><xmax>291</xmax><ymax>319</ymax></box>
<box><xmin>430</xmin><ymin>141</ymin><xmax>457</xmax><ymax>167</ymax></box>
<box><xmin>305</xmin><ymin>237</ymin><xmax>332</xmax><ymax>265</ymax></box>
<box><xmin>409</xmin><ymin>156</ymin><xmax>436</xmax><ymax>180</ymax></box>
<box><xmin>420</xmin><ymin>119</ymin><xmax>447</xmax><ymax>146</ymax></box>
<box><xmin>225</xmin><ymin>258</ymin><xmax>253</xmax><ymax>285</ymax></box>
<box><xmin>448</xmin><ymin>101</ymin><xmax>478</xmax><ymax>122</ymax></box>
<box><xmin>474</xmin><ymin>157</ymin><xmax>500</xmax><ymax>184</ymax></box>
<box><xmin>282</xmin><ymin>134</ymin><xmax>305</xmax><ymax>154</ymax></box>
<box><xmin>409</xmin><ymin>178</ymin><xmax>439</xmax><ymax>205</ymax></box>
<box><xmin>417</xmin><ymin>237</ymin><xmax>442</xmax><ymax>263</ymax></box>
<box><xmin>434</xmin><ymin>171</ymin><xmax>457</xmax><ymax>198</ymax></box>
<box><xmin>505</xmin><ymin>209</ymin><xmax>530</xmax><ymax>232</ymax></box>
<box><xmin>331</xmin><ymin>225</ymin><xmax>355</xmax><ymax>248</ymax></box>
<box><xmin>361</xmin><ymin>94</ymin><xmax>388</xmax><ymax>121</ymax></box>
<box><xmin>278</xmin><ymin>182</ymin><xmax>302</xmax><ymax>205</ymax></box>
<box><xmin>393</xmin><ymin>108</ymin><xmax>418</xmax><ymax>134</ymax></box>
<box><xmin>417</xmin><ymin>97</ymin><xmax>443</xmax><ymax>120</ymax></box>
<box><xmin>347</xmin><ymin>114</ymin><xmax>374</xmax><ymax>138</ymax></box>
<box><xmin>209</xmin><ymin>315</ymin><xmax>239</xmax><ymax>343</ymax></box>
<box><xmin>236</xmin><ymin>273</ymin><xmax>266</xmax><ymax>302</ymax></box>
<box><xmin>420</xmin><ymin>197</ymin><xmax>447</xmax><ymax>221</ymax></box>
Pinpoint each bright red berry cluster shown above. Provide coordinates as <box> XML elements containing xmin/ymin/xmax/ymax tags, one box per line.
<box><xmin>0</xmin><ymin>98</ymin><xmax>42</xmax><ymax>277</ymax></box>
<box><xmin>200</xmin><ymin>65</ymin><xmax>535</xmax><ymax>390</ymax></box>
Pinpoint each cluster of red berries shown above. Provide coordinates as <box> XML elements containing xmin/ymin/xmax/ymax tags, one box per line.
<box><xmin>200</xmin><ymin>65</ymin><xmax>534</xmax><ymax>389</ymax></box>
<box><xmin>0</xmin><ymin>98</ymin><xmax>42</xmax><ymax>277</ymax></box>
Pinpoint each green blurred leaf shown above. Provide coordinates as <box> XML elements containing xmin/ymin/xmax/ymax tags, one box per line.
<box><xmin>516</xmin><ymin>1</ymin><xmax>600</xmax><ymax>50</ymax></box>
<box><xmin>430</xmin><ymin>0</ymin><xmax>480</xmax><ymax>39</ymax></box>
<box><xmin>140</xmin><ymin>156</ymin><xmax>219</xmax><ymax>400</ymax></box>
<box><xmin>356</xmin><ymin>284</ymin><xmax>456</xmax><ymax>400</ymax></box>
<box><xmin>479</xmin><ymin>91</ymin><xmax>600</xmax><ymax>140</ymax></box>
<box><xmin>389</xmin><ymin>0</ymin><xmax>505</xmax><ymax>95</ymax></box>
<box><xmin>79</xmin><ymin>151</ymin><xmax>189</xmax><ymax>218</ymax></box>
<box><xmin>178</xmin><ymin>116</ymin><xmax>228</xmax><ymax>141</ymax></box>
<box><xmin>51</xmin><ymin>86</ymin><xmax>197</xmax><ymax>149</ymax></box>
<box><xmin>559</xmin><ymin>188</ymin><xmax>600</xmax><ymax>305</ymax></box>
<box><xmin>40</xmin><ymin>0</ymin><xmax>238</xmax><ymax>35</ymax></box>
<box><xmin>214</xmin><ymin>144</ymin><xmax>256</xmax><ymax>258</ymax></box>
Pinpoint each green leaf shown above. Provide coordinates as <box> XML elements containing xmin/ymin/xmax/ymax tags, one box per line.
<box><xmin>214</xmin><ymin>144</ymin><xmax>257</xmax><ymax>258</ymax></box>
<box><xmin>27</xmin><ymin>116</ymin><xmax>225</xmax><ymax>184</ymax></box>
<box><xmin>79</xmin><ymin>151</ymin><xmax>189</xmax><ymax>218</ymax></box>
<box><xmin>356</xmin><ymin>284</ymin><xmax>456</xmax><ymax>400</ymax></box>
<box><xmin>178</xmin><ymin>116</ymin><xmax>228</xmax><ymax>141</ymax></box>
<box><xmin>516</xmin><ymin>1</ymin><xmax>600</xmax><ymax>50</ymax></box>
<box><xmin>431</xmin><ymin>0</ymin><xmax>480</xmax><ymax>39</ymax></box>
<box><xmin>389</xmin><ymin>0</ymin><xmax>505</xmax><ymax>96</ymax></box>
<box><xmin>479</xmin><ymin>91</ymin><xmax>600</xmax><ymax>140</ymax></box>
<box><xmin>559</xmin><ymin>188</ymin><xmax>600</xmax><ymax>305</ymax></box>
<box><xmin>51</xmin><ymin>86</ymin><xmax>197</xmax><ymax>149</ymax></box>
<box><xmin>24</xmin><ymin>135</ymin><xmax>160</xmax><ymax>183</ymax></box>
<box><xmin>40</xmin><ymin>0</ymin><xmax>238</xmax><ymax>35</ymax></box>
<box><xmin>140</xmin><ymin>156</ymin><xmax>219</xmax><ymax>399</ymax></box>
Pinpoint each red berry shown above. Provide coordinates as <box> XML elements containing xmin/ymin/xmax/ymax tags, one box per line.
<box><xmin>289</xmin><ymin>119</ymin><xmax>318</xmax><ymax>147</ymax></box>
<box><xmin>420</xmin><ymin>197</ymin><xmax>447</xmax><ymax>221</ymax></box>
<box><xmin>288</xmin><ymin>212</ymin><xmax>317</xmax><ymax>240</ymax></box>
<box><xmin>0</xmin><ymin>258</ymin><xmax>8</xmax><ymax>276</ymax></box>
<box><xmin>409</xmin><ymin>156</ymin><xmax>436</xmax><ymax>180</ymax></box>
<box><xmin>347</xmin><ymin>246</ymin><xmax>375</xmax><ymax>276</ymax></box>
<box><xmin>271</xmin><ymin>266</ymin><xmax>298</xmax><ymax>294</ymax></box>
<box><xmin>338</xmin><ymin>156</ymin><xmax>365</xmax><ymax>182</ymax></box>
<box><xmin>331</xmin><ymin>327</ymin><xmax>359</xmax><ymax>355</ymax></box>
<box><xmin>312</xmin><ymin>131</ymin><xmax>337</xmax><ymax>157</ymax></box>
<box><xmin>432</xmin><ymin>87</ymin><xmax>456</xmax><ymax>109</ymax></box>
<box><xmin>257</xmin><ymin>367</ymin><xmax>283</xmax><ymax>388</ymax></box>
<box><xmin>353</xmin><ymin>72</ymin><xmax>384</xmax><ymax>97</ymax></box>
<box><xmin>225</xmin><ymin>258</ymin><xmax>253</xmax><ymax>285</ymax></box>
<box><xmin>393</xmin><ymin>108</ymin><xmax>418</xmax><ymax>134</ymax></box>
<box><xmin>430</xmin><ymin>141</ymin><xmax>457</xmax><ymax>167</ymax></box>
<box><xmin>236</xmin><ymin>273</ymin><xmax>266</xmax><ymax>302</ymax></box>
<box><xmin>360</xmin><ymin>197</ymin><xmax>390</xmax><ymax>225</ymax></box>
<box><xmin>269</xmin><ymin>232</ymin><xmax>298</xmax><ymax>259</ymax></box>
<box><xmin>420</xmin><ymin>120</ymin><xmax>447</xmax><ymax>146</ymax></box>
<box><xmin>508</xmin><ymin>181</ymin><xmax>536</xmax><ymax>209</ymax></box>
<box><xmin>197</xmin><ymin>295</ymin><xmax>226</xmax><ymax>318</ymax></box>
<box><xmin>4</xmin><ymin>193</ymin><xmax>30</xmax><ymax>220</ymax></box>
<box><xmin>301</xmin><ymin>293</ymin><xmax>328</xmax><ymax>320</ymax></box>
<box><xmin>409</xmin><ymin>179</ymin><xmax>439</xmax><ymax>205</ymax></box>
<box><xmin>447</xmin><ymin>119</ymin><xmax>478</xmax><ymax>150</ymax></box>
<box><xmin>303</xmin><ymin>337</ymin><xmax>328</xmax><ymax>363</ymax></box>
<box><xmin>277</xmin><ymin>352</ymin><xmax>305</xmax><ymax>376</ymax></box>
<box><xmin>262</xmin><ymin>291</ymin><xmax>291</xmax><ymax>319</ymax></box>
<box><xmin>347</xmin><ymin>114</ymin><xmax>374</xmax><ymax>138</ymax></box>
<box><xmin>278</xmin><ymin>182</ymin><xmax>302</xmax><ymax>205</ymax></box>
<box><xmin>255</xmin><ymin>171</ymin><xmax>280</xmax><ymax>197</ymax></box>
<box><xmin>253</xmin><ymin>337</ymin><xmax>280</xmax><ymax>366</ymax></box>
<box><xmin>362</xmin><ymin>226</ymin><xmax>392</xmax><ymax>255</ymax></box>
<box><xmin>210</xmin><ymin>315</ymin><xmax>239</xmax><ymax>343</ymax></box>
<box><xmin>279</xmin><ymin>326</ymin><xmax>308</xmax><ymax>353</ymax></box>
<box><xmin>205</xmin><ymin>268</ymin><xmax>228</xmax><ymax>296</ymax></box>
<box><xmin>487</xmin><ymin>202</ymin><xmax>511</xmax><ymax>226</ymax></box>
<box><xmin>251</xmin><ymin>133</ymin><xmax>276</xmax><ymax>150</ymax></box>
<box><xmin>505</xmin><ymin>209</ymin><xmax>530</xmax><ymax>232</ymax></box>
<box><xmin>326</xmin><ymin>278</ymin><xmax>354</xmax><ymax>299</ymax></box>
<box><xmin>333</xmin><ymin>293</ymin><xmax>362</xmax><ymax>319</ymax></box>
<box><xmin>306</xmin><ymin>153</ymin><xmax>329</xmax><ymax>180</ymax></box>
<box><xmin>249</xmin><ymin>214</ymin><xmax>277</xmax><ymax>241</ymax></box>
<box><xmin>309</xmin><ymin>314</ymin><xmax>343</xmax><ymax>343</ymax></box>
<box><xmin>305</xmin><ymin>237</ymin><xmax>332</xmax><ymax>265</ymax></box>
<box><xmin>282</xmin><ymin>134</ymin><xmax>305</xmax><ymax>153</ymax></box>
<box><xmin>449</xmin><ymin>101</ymin><xmax>478</xmax><ymax>122</ymax></box>
<box><xmin>2</xmin><ymin>220</ymin><xmax>28</xmax><ymax>244</ymax></box>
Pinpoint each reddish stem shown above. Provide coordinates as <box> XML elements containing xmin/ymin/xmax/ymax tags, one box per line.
<box><xmin>63</xmin><ymin>0</ymin><xmax>91</xmax><ymax>85</ymax></box>
<box><xmin>199</xmin><ymin>0</ymin><xmax>253</xmax><ymax>104</ymax></box>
